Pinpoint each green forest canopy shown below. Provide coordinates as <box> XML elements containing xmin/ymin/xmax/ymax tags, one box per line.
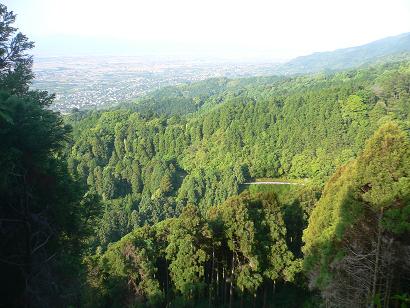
<box><xmin>63</xmin><ymin>59</ymin><xmax>410</xmax><ymax>306</ymax></box>
<box><xmin>1</xmin><ymin>3</ymin><xmax>409</xmax><ymax>305</ymax></box>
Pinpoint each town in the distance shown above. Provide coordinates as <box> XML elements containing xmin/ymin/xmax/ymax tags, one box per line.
<box><xmin>33</xmin><ymin>56</ymin><xmax>279</xmax><ymax>112</ymax></box>
<box><xmin>34</xmin><ymin>32</ymin><xmax>410</xmax><ymax>113</ymax></box>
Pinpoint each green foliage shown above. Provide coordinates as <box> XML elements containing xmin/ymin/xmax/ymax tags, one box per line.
<box><xmin>86</xmin><ymin>193</ymin><xmax>303</xmax><ymax>307</ymax></box>
<box><xmin>61</xmin><ymin>57</ymin><xmax>410</xmax><ymax>307</ymax></box>
<box><xmin>0</xmin><ymin>4</ymin><xmax>34</xmax><ymax>94</ymax></box>
<box><xmin>67</xmin><ymin>61</ymin><xmax>410</xmax><ymax>244</ymax></box>
<box><xmin>355</xmin><ymin>122</ymin><xmax>410</xmax><ymax>208</ymax></box>
<box><xmin>0</xmin><ymin>5</ymin><xmax>100</xmax><ymax>306</ymax></box>
<box><xmin>4</xmin><ymin>5</ymin><xmax>409</xmax><ymax>305</ymax></box>
<box><xmin>303</xmin><ymin>121</ymin><xmax>410</xmax><ymax>305</ymax></box>
<box><xmin>86</xmin><ymin>226</ymin><xmax>163</xmax><ymax>307</ymax></box>
<box><xmin>275</xmin><ymin>32</ymin><xmax>410</xmax><ymax>75</ymax></box>
<box><xmin>166</xmin><ymin>205</ymin><xmax>210</xmax><ymax>298</ymax></box>
<box><xmin>62</xmin><ymin>61</ymin><xmax>410</xmax><ymax>306</ymax></box>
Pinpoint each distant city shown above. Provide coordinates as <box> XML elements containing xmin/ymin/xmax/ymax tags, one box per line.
<box><xmin>33</xmin><ymin>56</ymin><xmax>278</xmax><ymax>112</ymax></box>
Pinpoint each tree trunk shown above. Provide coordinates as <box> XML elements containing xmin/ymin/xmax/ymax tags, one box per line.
<box><xmin>382</xmin><ymin>238</ymin><xmax>394</xmax><ymax>308</ymax></box>
<box><xmin>23</xmin><ymin>186</ymin><xmax>32</xmax><ymax>308</ymax></box>
<box><xmin>263</xmin><ymin>283</ymin><xmax>267</xmax><ymax>308</ymax></box>
<box><xmin>223</xmin><ymin>261</ymin><xmax>225</xmax><ymax>305</ymax></box>
<box><xmin>272</xmin><ymin>280</ymin><xmax>276</xmax><ymax>297</ymax></box>
<box><xmin>165</xmin><ymin>258</ymin><xmax>169</xmax><ymax>306</ymax></box>
<box><xmin>371</xmin><ymin>210</ymin><xmax>383</xmax><ymax>307</ymax></box>
<box><xmin>209</xmin><ymin>245</ymin><xmax>215</xmax><ymax>308</ymax></box>
<box><xmin>216</xmin><ymin>258</ymin><xmax>219</xmax><ymax>303</ymax></box>
<box><xmin>229</xmin><ymin>253</ymin><xmax>234</xmax><ymax>308</ymax></box>
<box><xmin>223</xmin><ymin>255</ymin><xmax>227</xmax><ymax>306</ymax></box>
<box><xmin>253</xmin><ymin>293</ymin><xmax>256</xmax><ymax>308</ymax></box>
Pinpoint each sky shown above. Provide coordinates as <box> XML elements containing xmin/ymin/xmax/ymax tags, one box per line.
<box><xmin>4</xmin><ymin>0</ymin><xmax>410</xmax><ymax>60</ymax></box>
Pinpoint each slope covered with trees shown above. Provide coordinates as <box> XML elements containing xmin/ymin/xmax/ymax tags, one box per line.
<box><xmin>276</xmin><ymin>32</ymin><xmax>410</xmax><ymax>74</ymax></box>
<box><xmin>0</xmin><ymin>5</ymin><xmax>100</xmax><ymax>307</ymax></box>
<box><xmin>66</xmin><ymin>60</ymin><xmax>410</xmax><ymax>242</ymax></box>
<box><xmin>303</xmin><ymin>122</ymin><xmax>410</xmax><ymax>306</ymax></box>
<box><xmin>85</xmin><ymin>193</ymin><xmax>305</xmax><ymax>307</ymax></box>
<box><xmin>72</xmin><ymin>120</ymin><xmax>410</xmax><ymax>307</ymax></box>
<box><xmin>1</xmin><ymin>3</ymin><xmax>409</xmax><ymax>306</ymax></box>
<box><xmin>64</xmin><ymin>58</ymin><xmax>410</xmax><ymax>306</ymax></box>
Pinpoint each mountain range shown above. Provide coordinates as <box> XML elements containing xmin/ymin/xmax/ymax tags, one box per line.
<box><xmin>277</xmin><ymin>32</ymin><xmax>410</xmax><ymax>74</ymax></box>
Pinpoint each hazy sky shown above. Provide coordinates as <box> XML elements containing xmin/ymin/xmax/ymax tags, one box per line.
<box><xmin>4</xmin><ymin>0</ymin><xmax>410</xmax><ymax>60</ymax></box>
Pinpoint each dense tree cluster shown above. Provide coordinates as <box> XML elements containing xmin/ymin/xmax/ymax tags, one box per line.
<box><xmin>66</xmin><ymin>60</ymin><xmax>410</xmax><ymax>249</ymax></box>
<box><xmin>85</xmin><ymin>193</ymin><xmax>307</xmax><ymax>307</ymax></box>
<box><xmin>303</xmin><ymin>122</ymin><xmax>410</xmax><ymax>307</ymax></box>
<box><xmin>0</xmin><ymin>5</ymin><xmax>98</xmax><ymax>307</ymax></box>
<box><xmin>63</xmin><ymin>58</ymin><xmax>410</xmax><ymax>306</ymax></box>
<box><xmin>1</xmin><ymin>4</ymin><xmax>409</xmax><ymax>306</ymax></box>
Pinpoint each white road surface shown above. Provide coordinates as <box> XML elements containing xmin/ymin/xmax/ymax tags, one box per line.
<box><xmin>243</xmin><ymin>181</ymin><xmax>304</xmax><ymax>186</ymax></box>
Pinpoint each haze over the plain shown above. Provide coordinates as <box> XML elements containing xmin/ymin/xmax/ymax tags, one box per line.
<box><xmin>5</xmin><ymin>0</ymin><xmax>410</xmax><ymax>60</ymax></box>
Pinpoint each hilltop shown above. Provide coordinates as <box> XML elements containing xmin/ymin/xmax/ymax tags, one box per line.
<box><xmin>278</xmin><ymin>32</ymin><xmax>410</xmax><ymax>74</ymax></box>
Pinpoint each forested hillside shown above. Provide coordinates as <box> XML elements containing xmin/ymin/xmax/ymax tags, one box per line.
<box><xmin>1</xmin><ymin>3</ymin><xmax>409</xmax><ymax>307</ymax></box>
<box><xmin>65</xmin><ymin>60</ymin><xmax>410</xmax><ymax>306</ymax></box>
<box><xmin>0</xmin><ymin>5</ymin><xmax>95</xmax><ymax>307</ymax></box>
<box><xmin>276</xmin><ymin>32</ymin><xmax>410</xmax><ymax>74</ymax></box>
<box><xmin>67</xmin><ymin>61</ymin><xmax>410</xmax><ymax>232</ymax></box>
<box><xmin>83</xmin><ymin>122</ymin><xmax>410</xmax><ymax>307</ymax></box>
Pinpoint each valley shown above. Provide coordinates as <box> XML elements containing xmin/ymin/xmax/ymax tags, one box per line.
<box><xmin>1</xmin><ymin>2</ymin><xmax>409</xmax><ymax>306</ymax></box>
<box><xmin>33</xmin><ymin>56</ymin><xmax>278</xmax><ymax>112</ymax></box>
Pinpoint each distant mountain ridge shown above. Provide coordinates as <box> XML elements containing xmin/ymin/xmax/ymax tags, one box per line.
<box><xmin>277</xmin><ymin>32</ymin><xmax>410</xmax><ymax>74</ymax></box>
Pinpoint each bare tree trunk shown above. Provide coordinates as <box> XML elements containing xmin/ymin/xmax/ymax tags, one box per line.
<box><xmin>209</xmin><ymin>245</ymin><xmax>215</xmax><ymax>308</ymax></box>
<box><xmin>383</xmin><ymin>274</ymin><xmax>391</xmax><ymax>308</ymax></box>
<box><xmin>165</xmin><ymin>258</ymin><xmax>169</xmax><ymax>307</ymax></box>
<box><xmin>23</xmin><ymin>183</ymin><xmax>32</xmax><ymax>308</ymax></box>
<box><xmin>272</xmin><ymin>280</ymin><xmax>276</xmax><ymax>298</ymax></box>
<box><xmin>229</xmin><ymin>253</ymin><xmax>234</xmax><ymax>308</ymax></box>
<box><xmin>216</xmin><ymin>258</ymin><xmax>219</xmax><ymax>302</ymax></box>
<box><xmin>382</xmin><ymin>238</ymin><xmax>394</xmax><ymax>308</ymax></box>
<box><xmin>263</xmin><ymin>284</ymin><xmax>267</xmax><ymax>308</ymax></box>
<box><xmin>223</xmin><ymin>259</ymin><xmax>226</xmax><ymax>306</ymax></box>
<box><xmin>371</xmin><ymin>210</ymin><xmax>383</xmax><ymax>306</ymax></box>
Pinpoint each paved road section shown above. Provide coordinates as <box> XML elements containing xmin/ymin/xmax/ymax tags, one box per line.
<box><xmin>243</xmin><ymin>182</ymin><xmax>304</xmax><ymax>185</ymax></box>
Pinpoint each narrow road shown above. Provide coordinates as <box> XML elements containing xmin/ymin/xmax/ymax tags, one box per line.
<box><xmin>243</xmin><ymin>181</ymin><xmax>304</xmax><ymax>186</ymax></box>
